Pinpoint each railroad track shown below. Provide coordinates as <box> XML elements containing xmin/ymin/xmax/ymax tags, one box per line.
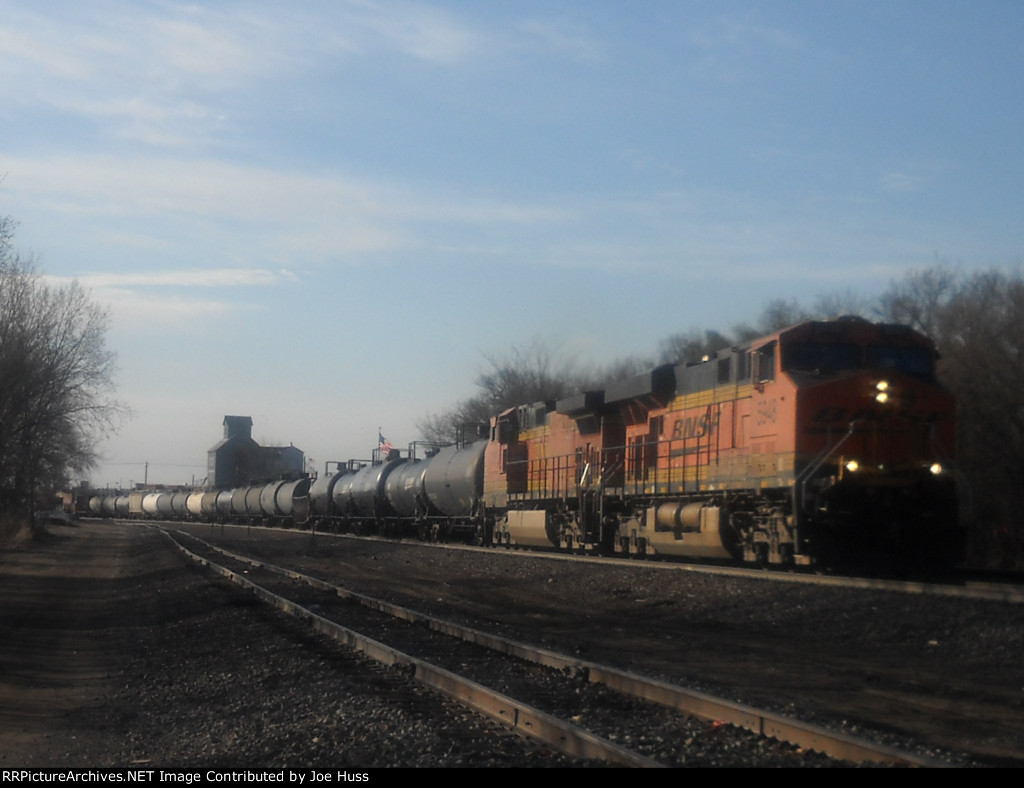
<box><xmin>98</xmin><ymin>516</ymin><xmax>1024</xmax><ymax>603</ymax></box>
<box><xmin>156</xmin><ymin>524</ymin><xmax>953</xmax><ymax>768</ymax></box>
<box><xmin>181</xmin><ymin>520</ymin><xmax>1024</xmax><ymax>604</ymax></box>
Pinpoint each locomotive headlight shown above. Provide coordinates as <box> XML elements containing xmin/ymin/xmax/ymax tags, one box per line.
<box><xmin>929</xmin><ymin>463</ymin><xmax>944</xmax><ymax>476</ymax></box>
<box><xmin>874</xmin><ymin>380</ymin><xmax>890</xmax><ymax>403</ymax></box>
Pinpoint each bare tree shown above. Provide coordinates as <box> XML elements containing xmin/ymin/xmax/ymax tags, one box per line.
<box><xmin>731</xmin><ymin>298</ymin><xmax>814</xmax><ymax>341</ymax></box>
<box><xmin>417</xmin><ymin>338</ymin><xmax>587</xmax><ymax>444</ymax></box>
<box><xmin>877</xmin><ymin>266</ymin><xmax>959</xmax><ymax>337</ymax></box>
<box><xmin>0</xmin><ymin>220</ymin><xmax>123</xmax><ymax>535</ymax></box>
<box><xmin>657</xmin><ymin>329</ymin><xmax>732</xmax><ymax>364</ymax></box>
<box><xmin>930</xmin><ymin>270</ymin><xmax>1024</xmax><ymax>566</ymax></box>
<box><xmin>812</xmin><ymin>289</ymin><xmax>874</xmax><ymax>321</ymax></box>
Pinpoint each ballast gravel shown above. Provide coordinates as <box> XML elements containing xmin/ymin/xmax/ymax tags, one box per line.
<box><xmin>3</xmin><ymin>520</ymin><xmax>1022</xmax><ymax>767</ymax></box>
<box><xmin>0</xmin><ymin>521</ymin><xmax>832</xmax><ymax>768</ymax></box>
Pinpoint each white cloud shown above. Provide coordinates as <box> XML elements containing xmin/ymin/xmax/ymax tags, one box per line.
<box><xmin>56</xmin><ymin>284</ymin><xmax>250</xmax><ymax>330</ymax></box>
<box><xmin>689</xmin><ymin>13</ymin><xmax>803</xmax><ymax>53</ymax></box>
<box><xmin>317</xmin><ymin>0</ymin><xmax>484</xmax><ymax>65</ymax></box>
<box><xmin>0</xmin><ymin>3</ymin><xmax>272</xmax><ymax>142</ymax></box>
<box><xmin>0</xmin><ymin>17</ymin><xmax>87</xmax><ymax>81</ymax></box>
<box><xmin>55</xmin><ymin>268</ymin><xmax>289</xmax><ymax>289</ymax></box>
<box><xmin>6</xmin><ymin>153</ymin><xmax>571</xmax><ymax>270</ymax></box>
<box><xmin>105</xmin><ymin>290</ymin><xmax>244</xmax><ymax>325</ymax></box>
<box><xmin>38</xmin><ymin>269</ymin><xmax>276</xmax><ymax>331</ymax></box>
<box><xmin>880</xmin><ymin>171</ymin><xmax>927</xmax><ymax>193</ymax></box>
<box><xmin>685</xmin><ymin>12</ymin><xmax>803</xmax><ymax>85</ymax></box>
<box><xmin>514</xmin><ymin>18</ymin><xmax>604</xmax><ymax>62</ymax></box>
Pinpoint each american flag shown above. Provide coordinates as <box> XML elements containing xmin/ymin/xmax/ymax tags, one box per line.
<box><xmin>378</xmin><ymin>431</ymin><xmax>393</xmax><ymax>457</ymax></box>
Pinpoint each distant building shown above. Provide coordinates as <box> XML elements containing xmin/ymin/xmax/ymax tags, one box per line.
<box><xmin>261</xmin><ymin>444</ymin><xmax>305</xmax><ymax>480</ymax></box>
<box><xmin>206</xmin><ymin>415</ymin><xmax>304</xmax><ymax>489</ymax></box>
<box><xmin>207</xmin><ymin>416</ymin><xmax>261</xmax><ymax>489</ymax></box>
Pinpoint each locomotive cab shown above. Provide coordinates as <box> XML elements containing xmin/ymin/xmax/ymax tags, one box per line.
<box><xmin>774</xmin><ymin>319</ymin><xmax>962</xmax><ymax>570</ymax></box>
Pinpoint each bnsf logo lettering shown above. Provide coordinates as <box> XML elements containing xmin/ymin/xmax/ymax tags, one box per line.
<box><xmin>671</xmin><ymin>409</ymin><xmax>721</xmax><ymax>439</ymax></box>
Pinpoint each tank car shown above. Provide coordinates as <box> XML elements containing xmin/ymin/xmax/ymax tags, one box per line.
<box><xmin>272</xmin><ymin>478</ymin><xmax>311</xmax><ymax>523</ymax></box>
<box><xmin>364</xmin><ymin>439</ymin><xmax>490</xmax><ymax>541</ymax></box>
<box><xmin>384</xmin><ymin>456</ymin><xmax>436</xmax><ymax>533</ymax></box>
<box><xmin>216</xmin><ymin>489</ymin><xmax>235</xmax><ymax>519</ymax></box>
<box><xmin>170</xmin><ymin>491</ymin><xmax>190</xmax><ymax>518</ymax></box>
<box><xmin>421</xmin><ymin>439</ymin><xmax>489</xmax><ymax>541</ymax></box>
<box><xmin>333</xmin><ymin>459</ymin><xmax>407</xmax><ymax>533</ymax></box>
<box><xmin>186</xmin><ymin>491</ymin><xmax>205</xmax><ymax>519</ymax></box>
<box><xmin>303</xmin><ymin>461</ymin><xmax>364</xmax><ymax>530</ymax></box>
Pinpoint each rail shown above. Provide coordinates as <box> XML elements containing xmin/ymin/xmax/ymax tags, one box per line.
<box><xmin>159</xmin><ymin>524</ymin><xmax>953</xmax><ymax>767</ymax></box>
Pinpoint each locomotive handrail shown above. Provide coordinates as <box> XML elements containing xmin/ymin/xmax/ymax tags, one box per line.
<box><xmin>794</xmin><ymin>420</ymin><xmax>861</xmax><ymax>488</ymax></box>
<box><xmin>792</xmin><ymin>419</ymin><xmax>861</xmax><ymax>555</ymax></box>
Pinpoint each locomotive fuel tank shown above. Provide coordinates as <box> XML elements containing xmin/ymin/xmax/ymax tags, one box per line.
<box><xmin>498</xmin><ymin>509</ymin><xmax>560</xmax><ymax>548</ymax></box>
<box><xmin>619</xmin><ymin>504</ymin><xmax>741</xmax><ymax>560</ymax></box>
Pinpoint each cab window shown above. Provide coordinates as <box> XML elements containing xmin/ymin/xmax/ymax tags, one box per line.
<box><xmin>867</xmin><ymin>346</ymin><xmax>935</xmax><ymax>380</ymax></box>
<box><xmin>754</xmin><ymin>341</ymin><xmax>776</xmax><ymax>383</ymax></box>
<box><xmin>782</xmin><ymin>342</ymin><xmax>861</xmax><ymax>375</ymax></box>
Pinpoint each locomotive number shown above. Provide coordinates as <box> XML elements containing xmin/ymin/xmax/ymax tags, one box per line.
<box><xmin>756</xmin><ymin>397</ymin><xmax>778</xmax><ymax>426</ymax></box>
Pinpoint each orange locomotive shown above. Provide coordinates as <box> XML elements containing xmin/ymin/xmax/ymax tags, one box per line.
<box><xmin>486</xmin><ymin>317</ymin><xmax>962</xmax><ymax>570</ymax></box>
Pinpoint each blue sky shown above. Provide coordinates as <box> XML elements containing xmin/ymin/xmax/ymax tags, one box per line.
<box><xmin>2</xmin><ymin>0</ymin><xmax>1022</xmax><ymax>488</ymax></box>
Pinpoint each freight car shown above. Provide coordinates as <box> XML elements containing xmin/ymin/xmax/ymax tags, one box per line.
<box><xmin>94</xmin><ymin>318</ymin><xmax>964</xmax><ymax>571</ymax></box>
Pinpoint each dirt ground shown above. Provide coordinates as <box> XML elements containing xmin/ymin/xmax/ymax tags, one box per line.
<box><xmin>0</xmin><ymin>521</ymin><xmax>154</xmax><ymax>764</ymax></box>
